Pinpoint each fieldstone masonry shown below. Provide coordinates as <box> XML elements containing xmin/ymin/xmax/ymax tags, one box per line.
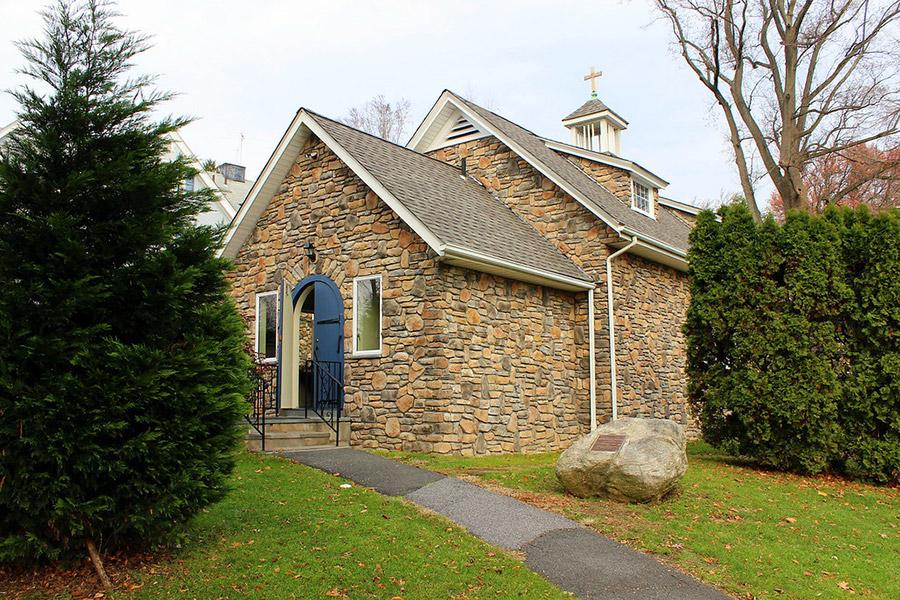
<box><xmin>230</xmin><ymin>130</ymin><xmax>696</xmax><ymax>455</ymax></box>
<box><xmin>429</xmin><ymin>137</ymin><xmax>695</xmax><ymax>435</ymax></box>
<box><xmin>231</xmin><ymin>136</ymin><xmax>590</xmax><ymax>454</ymax></box>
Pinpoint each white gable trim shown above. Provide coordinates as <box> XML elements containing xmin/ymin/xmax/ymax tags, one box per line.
<box><xmin>219</xmin><ymin>110</ymin><xmax>444</xmax><ymax>259</ymax></box>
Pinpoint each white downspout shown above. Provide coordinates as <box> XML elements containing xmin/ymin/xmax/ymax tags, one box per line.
<box><xmin>606</xmin><ymin>237</ymin><xmax>638</xmax><ymax>421</ymax></box>
<box><xmin>588</xmin><ymin>287</ymin><xmax>597</xmax><ymax>431</ymax></box>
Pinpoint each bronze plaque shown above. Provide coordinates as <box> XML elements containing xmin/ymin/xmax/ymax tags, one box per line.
<box><xmin>591</xmin><ymin>434</ymin><xmax>626</xmax><ymax>452</ymax></box>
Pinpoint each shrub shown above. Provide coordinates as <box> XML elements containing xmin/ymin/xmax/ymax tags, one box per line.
<box><xmin>0</xmin><ymin>1</ymin><xmax>250</xmax><ymax>562</ymax></box>
<box><xmin>686</xmin><ymin>203</ymin><xmax>899</xmax><ymax>483</ymax></box>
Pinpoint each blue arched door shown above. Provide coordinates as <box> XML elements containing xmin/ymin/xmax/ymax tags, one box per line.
<box><xmin>290</xmin><ymin>275</ymin><xmax>344</xmax><ymax>413</ymax></box>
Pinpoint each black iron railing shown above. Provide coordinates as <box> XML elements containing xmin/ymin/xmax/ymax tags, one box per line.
<box><xmin>305</xmin><ymin>359</ymin><xmax>344</xmax><ymax>446</ymax></box>
<box><xmin>245</xmin><ymin>358</ymin><xmax>278</xmax><ymax>451</ymax></box>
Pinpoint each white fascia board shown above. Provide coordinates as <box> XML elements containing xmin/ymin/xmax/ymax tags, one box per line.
<box><xmin>441</xmin><ymin>244</ymin><xmax>594</xmax><ymax>291</ymax></box>
<box><xmin>302</xmin><ymin>111</ymin><xmax>444</xmax><ymax>255</ymax></box>
<box><xmin>220</xmin><ymin>110</ymin><xmax>446</xmax><ymax>260</ymax></box>
<box><xmin>659</xmin><ymin>196</ymin><xmax>703</xmax><ymax>215</ymax></box>
<box><xmin>543</xmin><ymin>139</ymin><xmax>669</xmax><ymax>189</ymax></box>
<box><xmin>442</xmin><ymin>96</ymin><xmax>624</xmax><ymax>237</ymax></box>
<box><xmin>165</xmin><ymin>131</ymin><xmax>236</xmax><ymax>219</ymax></box>
<box><xmin>618</xmin><ymin>226</ymin><xmax>689</xmax><ymax>271</ymax></box>
<box><xmin>219</xmin><ymin>111</ymin><xmax>309</xmax><ymax>258</ymax></box>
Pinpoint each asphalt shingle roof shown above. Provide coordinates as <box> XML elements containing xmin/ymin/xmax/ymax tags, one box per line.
<box><xmin>451</xmin><ymin>94</ymin><xmax>691</xmax><ymax>253</ymax></box>
<box><xmin>563</xmin><ymin>98</ymin><xmax>628</xmax><ymax>125</ymax></box>
<box><xmin>308</xmin><ymin>112</ymin><xmax>590</xmax><ymax>282</ymax></box>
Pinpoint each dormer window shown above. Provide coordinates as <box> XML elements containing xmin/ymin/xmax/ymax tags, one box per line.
<box><xmin>632</xmin><ymin>180</ymin><xmax>653</xmax><ymax>217</ymax></box>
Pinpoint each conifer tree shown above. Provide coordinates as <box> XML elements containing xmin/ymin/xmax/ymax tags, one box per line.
<box><xmin>0</xmin><ymin>0</ymin><xmax>250</xmax><ymax>579</ymax></box>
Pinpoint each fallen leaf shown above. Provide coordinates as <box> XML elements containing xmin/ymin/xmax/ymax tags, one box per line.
<box><xmin>837</xmin><ymin>581</ymin><xmax>854</xmax><ymax>592</ymax></box>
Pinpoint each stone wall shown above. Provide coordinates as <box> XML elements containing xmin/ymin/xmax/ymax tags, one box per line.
<box><xmin>229</xmin><ymin>135</ymin><xmax>588</xmax><ymax>453</ymax></box>
<box><xmin>430</xmin><ymin>136</ymin><xmax>695</xmax><ymax>434</ymax></box>
<box><xmin>600</xmin><ymin>254</ymin><xmax>695</xmax><ymax>434</ymax></box>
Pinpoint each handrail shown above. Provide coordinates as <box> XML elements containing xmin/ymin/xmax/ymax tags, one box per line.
<box><xmin>245</xmin><ymin>357</ymin><xmax>277</xmax><ymax>451</ymax></box>
<box><xmin>306</xmin><ymin>359</ymin><xmax>344</xmax><ymax>446</ymax></box>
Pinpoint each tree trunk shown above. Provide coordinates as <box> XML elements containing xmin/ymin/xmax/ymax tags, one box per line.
<box><xmin>85</xmin><ymin>538</ymin><xmax>112</xmax><ymax>591</ymax></box>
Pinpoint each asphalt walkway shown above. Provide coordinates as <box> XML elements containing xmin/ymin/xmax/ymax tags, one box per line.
<box><xmin>283</xmin><ymin>447</ymin><xmax>728</xmax><ymax>600</ymax></box>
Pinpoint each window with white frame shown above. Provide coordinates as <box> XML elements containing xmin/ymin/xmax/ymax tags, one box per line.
<box><xmin>353</xmin><ymin>275</ymin><xmax>382</xmax><ymax>356</ymax></box>
<box><xmin>255</xmin><ymin>292</ymin><xmax>278</xmax><ymax>362</ymax></box>
<box><xmin>632</xmin><ymin>180</ymin><xmax>653</xmax><ymax>216</ymax></box>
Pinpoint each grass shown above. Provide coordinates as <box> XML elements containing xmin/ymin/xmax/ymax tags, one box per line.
<box><xmin>3</xmin><ymin>452</ymin><xmax>568</xmax><ymax>599</ymax></box>
<box><xmin>382</xmin><ymin>442</ymin><xmax>900</xmax><ymax>600</ymax></box>
<box><xmin>127</xmin><ymin>452</ymin><xmax>568</xmax><ymax>599</ymax></box>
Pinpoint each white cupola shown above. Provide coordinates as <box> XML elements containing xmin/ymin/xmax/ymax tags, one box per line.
<box><xmin>563</xmin><ymin>67</ymin><xmax>628</xmax><ymax>155</ymax></box>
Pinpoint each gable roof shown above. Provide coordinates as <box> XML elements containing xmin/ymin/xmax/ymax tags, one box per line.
<box><xmin>220</xmin><ymin>109</ymin><xmax>592</xmax><ymax>290</ymax></box>
<box><xmin>165</xmin><ymin>130</ymin><xmax>237</xmax><ymax>221</ymax></box>
<box><xmin>409</xmin><ymin>92</ymin><xmax>690</xmax><ymax>262</ymax></box>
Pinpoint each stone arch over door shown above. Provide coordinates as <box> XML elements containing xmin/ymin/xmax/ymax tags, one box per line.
<box><xmin>278</xmin><ymin>274</ymin><xmax>344</xmax><ymax>411</ymax></box>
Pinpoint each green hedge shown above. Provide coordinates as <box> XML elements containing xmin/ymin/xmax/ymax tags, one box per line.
<box><xmin>685</xmin><ymin>204</ymin><xmax>899</xmax><ymax>483</ymax></box>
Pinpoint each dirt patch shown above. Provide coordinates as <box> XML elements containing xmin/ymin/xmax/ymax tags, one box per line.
<box><xmin>0</xmin><ymin>551</ymin><xmax>170</xmax><ymax>599</ymax></box>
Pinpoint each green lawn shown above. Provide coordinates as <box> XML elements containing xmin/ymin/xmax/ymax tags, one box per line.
<box><xmin>119</xmin><ymin>451</ymin><xmax>567</xmax><ymax>599</ymax></box>
<box><xmin>383</xmin><ymin>443</ymin><xmax>900</xmax><ymax>600</ymax></box>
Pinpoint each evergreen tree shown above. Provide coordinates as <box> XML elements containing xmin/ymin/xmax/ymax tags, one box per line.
<box><xmin>0</xmin><ymin>0</ymin><xmax>250</xmax><ymax>574</ymax></box>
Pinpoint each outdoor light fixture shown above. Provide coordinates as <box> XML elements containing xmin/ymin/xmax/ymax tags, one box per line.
<box><xmin>304</xmin><ymin>241</ymin><xmax>316</xmax><ymax>262</ymax></box>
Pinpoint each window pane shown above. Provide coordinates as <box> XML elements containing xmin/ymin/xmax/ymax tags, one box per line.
<box><xmin>634</xmin><ymin>183</ymin><xmax>650</xmax><ymax>213</ymax></box>
<box><xmin>356</xmin><ymin>278</ymin><xmax>381</xmax><ymax>352</ymax></box>
<box><xmin>183</xmin><ymin>176</ymin><xmax>195</xmax><ymax>192</ymax></box>
<box><xmin>257</xmin><ymin>294</ymin><xmax>277</xmax><ymax>359</ymax></box>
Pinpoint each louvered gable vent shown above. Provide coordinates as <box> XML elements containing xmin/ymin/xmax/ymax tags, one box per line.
<box><xmin>430</xmin><ymin>113</ymin><xmax>487</xmax><ymax>149</ymax></box>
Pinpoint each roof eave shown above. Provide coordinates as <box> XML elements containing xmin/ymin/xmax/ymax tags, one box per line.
<box><xmin>618</xmin><ymin>227</ymin><xmax>689</xmax><ymax>272</ymax></box>
<box><xmin>441</xmin><ymin>244</ymin><xmax>594</xmax><ymax>291</ymax></box>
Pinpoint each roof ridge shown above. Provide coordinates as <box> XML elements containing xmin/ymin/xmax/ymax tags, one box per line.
<box><xmin>447</xmin><ymin>92</ymin><xmax>549</xmax><ymax>144</ymax></box>
<box><xmin>303</xmin><ymin>108</ymin><xmax>470</xmax><ymax>177</ymax></box>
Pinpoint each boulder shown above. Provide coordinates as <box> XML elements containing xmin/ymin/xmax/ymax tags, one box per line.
<box><xmin>556</xmin><ymin>417</ymin><xmax>687</xmax><ymax>502</ymax></box>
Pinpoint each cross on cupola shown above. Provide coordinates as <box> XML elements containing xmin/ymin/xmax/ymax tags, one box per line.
<box><xmin>583</xmin><ymin>66</ymin><xmax>602</xmax><ymax>99</ymax></box>
<box><xmin>562</xmin><ymin>66</ymin><xmax>629</xmax><ymax>155</ymax></box>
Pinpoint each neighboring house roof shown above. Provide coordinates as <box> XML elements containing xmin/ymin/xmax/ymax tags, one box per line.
<box><xmin>220</xmin><ymin>109</ymin><xmax>593</xmax><ymax>291</ymax></box>
<box><xmin>409</xmin><ymin>92</ymin><xmax>691</xmax><ymax>264</ymax></box>
<box><xmin>164</xmin><ymin>131</ymin><xmax>238</xmax><ymax>222</ymax></box>
<box><xmin>212</xmin><ymin>173</ymin><xmax>254</xmax><ymax>212</ymax></box>
<box><xmin>562</xmin><ymin>98</ymin><xmax>628</xmax><ymax>126</ymax></box>
<box><xmin>0</xmin><ymin>120</ymin><xmax>18</xmax><ymax>140</ymax></box>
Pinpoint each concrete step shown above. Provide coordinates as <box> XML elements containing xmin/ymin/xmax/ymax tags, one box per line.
<box><xmin>245</xmin><ymin>420</ymin><xmax>351</xmax><ymax>452</ymax></box>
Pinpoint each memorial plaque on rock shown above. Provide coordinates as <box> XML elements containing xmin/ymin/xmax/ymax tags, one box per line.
<box><xmin>591</xmin><ymin>434</ymin><xmax>626</xmax><ymax>452</ymax></box>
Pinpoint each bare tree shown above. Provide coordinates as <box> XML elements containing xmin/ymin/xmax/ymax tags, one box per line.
<box><xmin>656</xmin><ymin>0</ymin><xmax>900</xmax><ymax>220</ymax></box>
<box><xmin>342</xmin><ymin>95</ymin><xmax>412</xmax><ymax>144</ymax></box>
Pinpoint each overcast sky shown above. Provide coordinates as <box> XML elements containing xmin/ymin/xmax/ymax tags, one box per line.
<box><xmin>0</xmin><ymin>0</ymin><xmax>747</xmax><ymax>205</ymax></box>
